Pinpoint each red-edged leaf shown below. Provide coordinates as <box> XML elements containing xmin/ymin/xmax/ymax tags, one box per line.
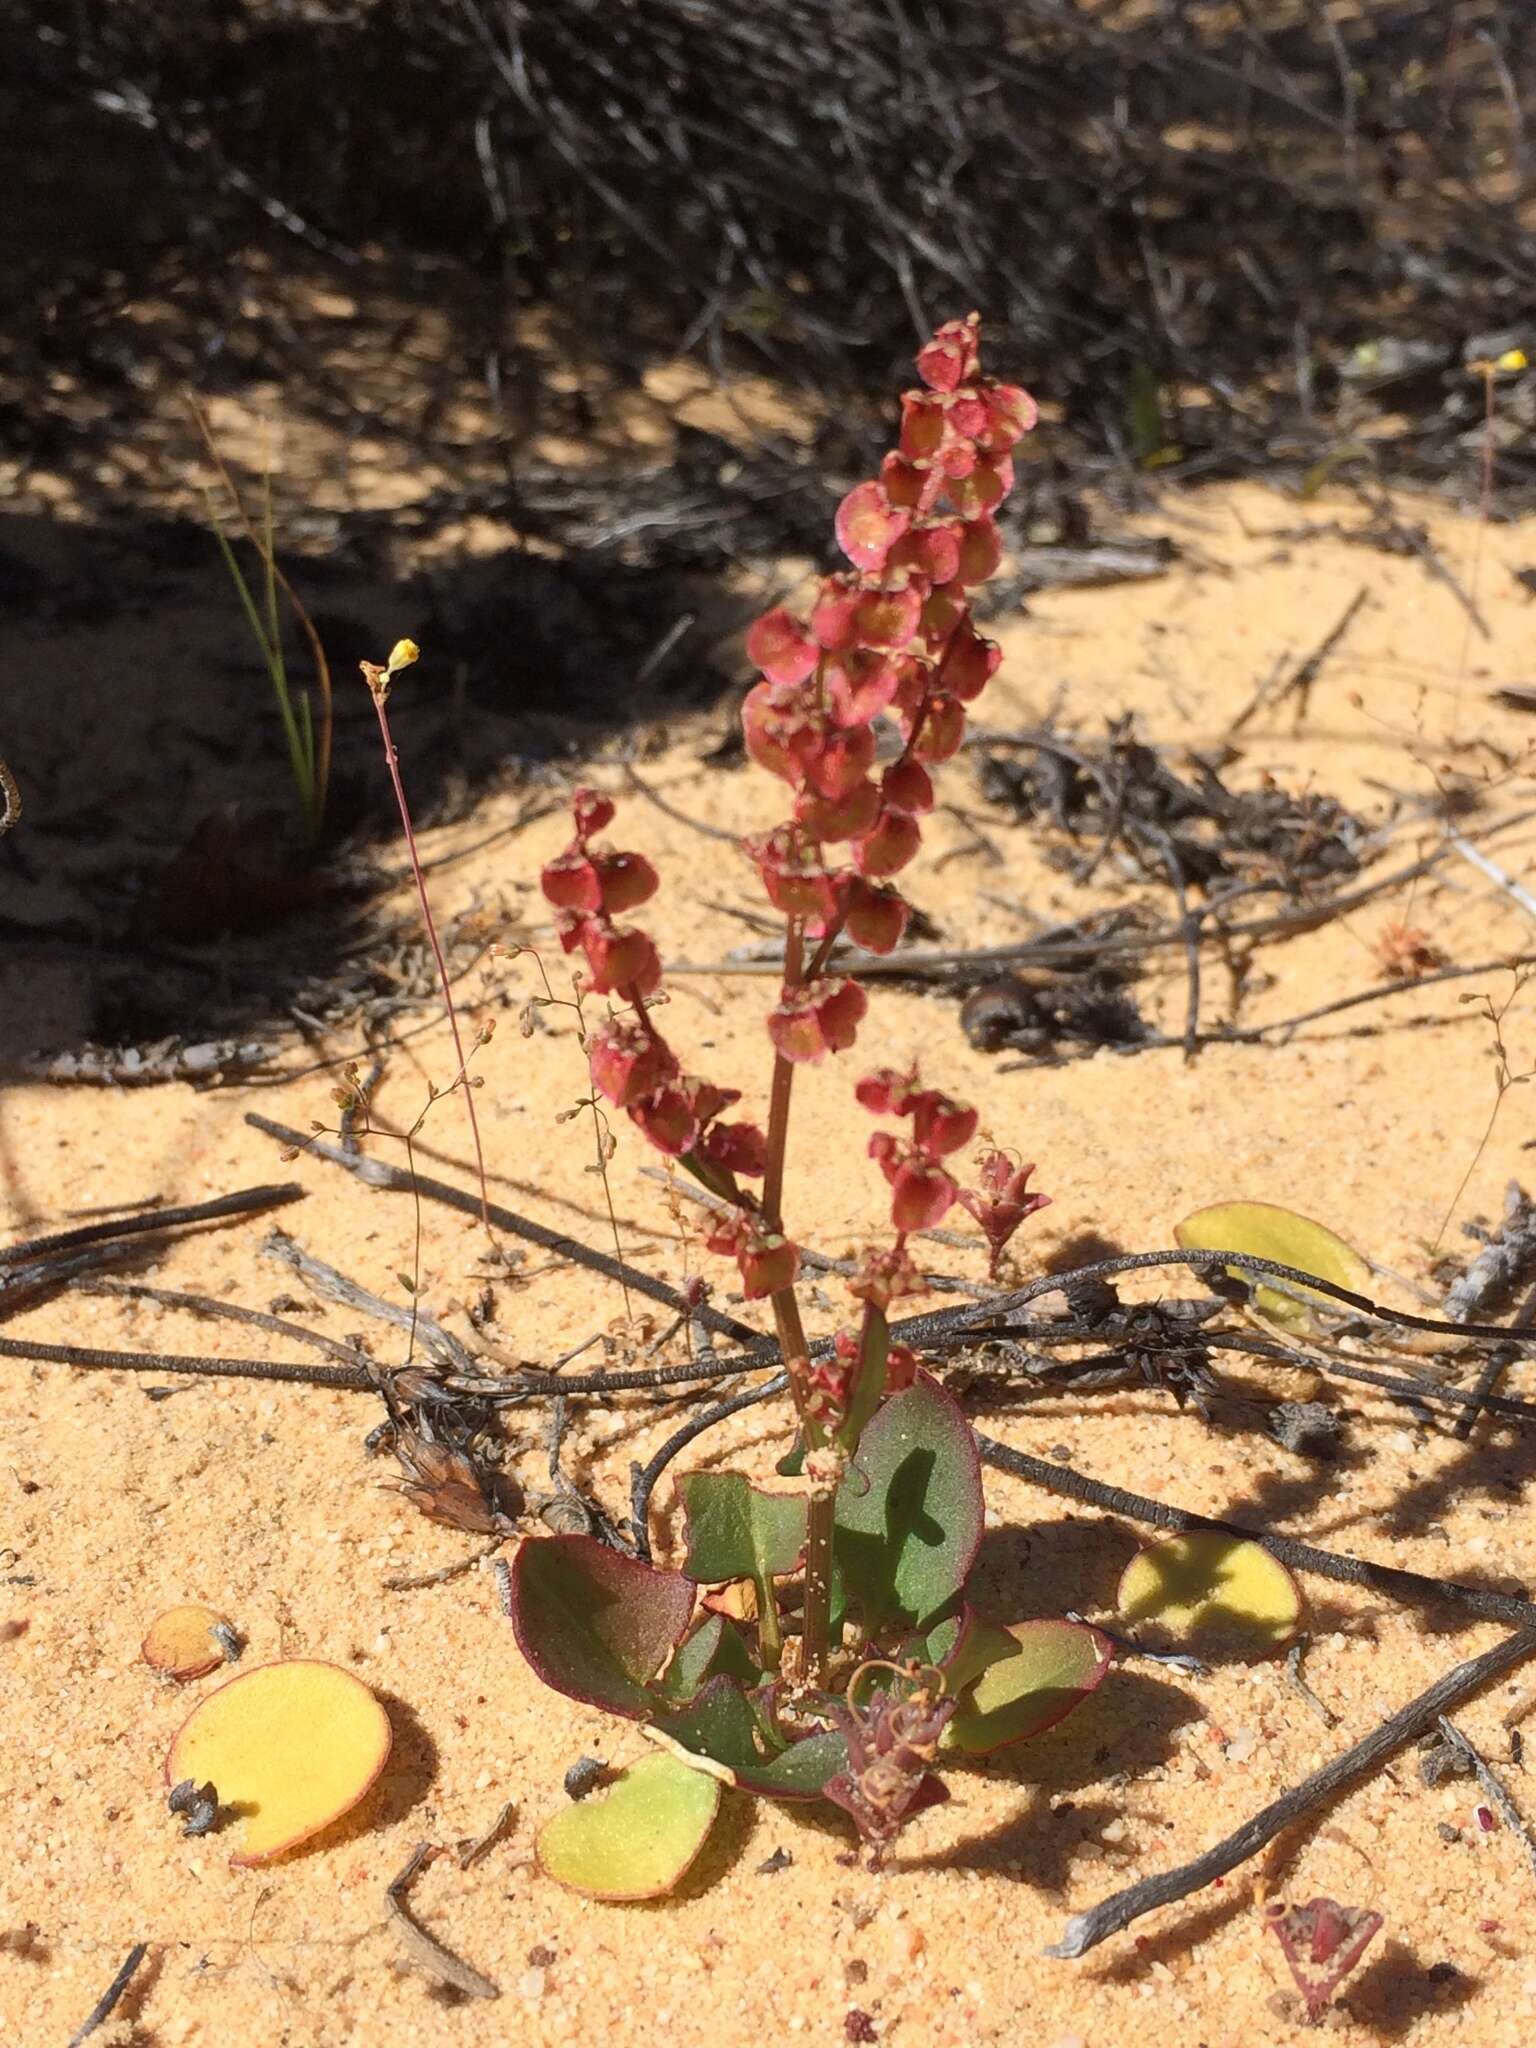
<box><xmin>509</xmin><ymin>1534</ymin><xmax>695</xmax><ymax>1717</ymax></box>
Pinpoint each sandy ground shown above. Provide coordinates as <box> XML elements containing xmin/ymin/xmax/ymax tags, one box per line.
<box><xmin>5</xmin><ymin>478</ymin><xmax>1536</xmax><ymax>2047</ymax></box>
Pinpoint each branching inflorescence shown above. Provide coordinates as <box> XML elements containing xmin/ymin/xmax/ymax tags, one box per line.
<box><xmin>538</xmin><ymin>316</ymin><xmax>1052</xmax><ymax>1681</ymax></box>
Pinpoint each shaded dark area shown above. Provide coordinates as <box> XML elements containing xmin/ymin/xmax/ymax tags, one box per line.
<box><xmin>9</xmin><ymin>0</ymin><xmax>1536</xmax><ymax>568</ymax></box>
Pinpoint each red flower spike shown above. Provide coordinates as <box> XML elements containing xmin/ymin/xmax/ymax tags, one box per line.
<box><xmin>748</xmin><ymin>830</ymin><xmax>848</xmax><ymax>923</ymax></box>
<box><xmin>979</xmin><ymin>383</ymin><xmax>1039</xmax><ymax>450</ymax></box>
<box><xmin>885</xmin><ymin>1344</ymin><xmax>919</xmax><ymax>1392</ymax></box>
<box><xmin>946</xmin><ymin>393</ymin><xmax>989</xmax><ymax>441</ymax></box>
<box><xmin>911</xmin><ymin>1092</ymin><xmax>978</xmax><ymax>1159</ymax></box>
<box><xmin>844</xmin><ymin>878</ymin><xmax>910</xmax><ymax>955</ymax></box>
<box><xmin>958</xmin><ymin>1154</ymin><xmax>1051</xmax><ymax>1277</ymax></box>
<box><xmin>794</xmin><ymin>779</ymin><xmax>881</xmax><ymax>845</ymax></box>
<box><xmin>940</xmin><ymin>621</ymin><xmax>1001</xmax><ymax>703</ymax></box>
<box><xmin>915</xmin><ymin>315</ymin><xmax>981</xmax><ymax>393</ymax></box>
<box><xmin>630</xmin><ymin>1081</ymin><xmax>703</xmax><ymax>1157</ymax></box>
<box><xmin>890</xmin><ymin>522</ymin><xmax>962</xmax><ymax>588</ymax></box>
<box><xmin>847</xmin><ymin>1244</ymin><xmax>923</xmax><ymax>1309</ymax></box>
<box><xmin>588</xmin><ymin>1018</ymin><xmax>678</xmax><ymax>1109</ymax></box>
<box><xmin>854</xmin><ymin>805</ymin><xmax>922</xmax><ymax>878</ymax></box>
<box><xmin>701</xmin><ymin>1120</ymin><xmax>767</xmax><ymax>1179</ymax></box>
<box><xmin>579</xmin><ymin>921</ymin><xmax>662</xmax><ymax>998</ymax></box>
<box><xmin>882</xmin><ymin>757</ymin><xmax>934</xmax><ymax>814</ymax></box>
<box><xmin>919</xmin><ymin>582</ymin><xmax>967</xmax><ymax>647</ymax></box>
<box><xmin>811</xmin><ymin>576</ymin><xmax>865</xmax><ymax>651</ymax></box>
<box><xmin>540</xmin><ymin>846</ymin><xmax>606</xmax><ymax>914</ymax></box>
<box><xmin>853</xmin><ymin>580</ymin><xmax>924</xmax><ymax>651</ymax></box>
<box><xmin>767</xmin><ymin>976</ymin><xmax>868</xmax><ymax>1063</ymax></box>
<box><xmin>836</xmin><ymin>481</ymin><xmax>911</xmax><ymax>573</ymax></box>
<box><xmin>747</xmin><ymin>606</ymin><xmax>819</xmax><ymax>685</ymax></box>
<box><xmin>899</xmin><ymin>392</ymin><xmax>948</xmax><ymax>461</ymax></box>
<box><xmin>869</xmin><ymin>1135</ymin><xmax>958</xmax><ymax>1232</ymax></box>
<box><xmin>571</xmin><ymin>788</ymin><xmax>616</xmax><ymax>841</ymax></box>
<box><xmin>855</xmin><ymin>1067</ymin><xmax>921</xmax><ymax>1118</ymax></box>
<box><xmin>947</xmin><ymin>455</ymin><xmax>1013</xmax><ymax>519</ymax></box>
<box><xmin>880</xmin><ymin>452</ymin><xmax>942</xmax><ymax>515</ymax></box>
<box><xmin>905</xmin><ymin>691</ymin><xmax>966</xmax><ymax>765</ymax></box>
<box><xmin>823</xmin><ymin>649</ymin><xmax>900</xmax><ymax>728</ymax></box>
<box><xmin>742</xmin><ymin>679</ymin><xmax>819</xmax><ymax>789</ymax></box>
<box><xmin>802</xmin><ymin>722</ymin><xmax>877</xmax><ymax>803</ymax></box>
<box><xmin>957</xmin><ymin>516</ymin><xmax>1003</xmax><ymax>585</ymax></box>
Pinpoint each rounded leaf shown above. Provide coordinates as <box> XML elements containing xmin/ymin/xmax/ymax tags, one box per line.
<box><xmin>164</xmin><ymin>1660</ymin><xmax>392</xmax><ymax>1864</ymax></box>
<box><xmin>1175</xmin><ymin>1200</ymin><xmax>1369</xmax><ymax>1328</ymax></box>
<box><xmin>944</xmin><ymin>1619</ymin><xmax>1112</xmax><ymax>1755</ymax></box>
<box><xmin>509</xmin><ymin>1534</ymin><xmax>697</xmax><ymax>1717</ymax></box>
<box><xmin>537</xmin><ymin>1752</ymin><xmax>721</xmax><ymax>1900</ymax></box>
<box><xmin>1117</xmin><ymin>1531</ymin><xmax>1304</xmax><ymax>1657</ymax></box>
<box><xmin>142</xmin><ymin>1603</ymin><xmax>232</xmax><ymax>1682</ymax></box>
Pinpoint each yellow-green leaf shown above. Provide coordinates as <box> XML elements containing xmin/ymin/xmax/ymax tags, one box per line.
<box><xmin>1175</xmin><ymin>1200</ymin><xmax>1369</xmax><ymax>1328</ymax></box>
<box><xmin>1117</xmin><ymin>1531</ymin><xmax>1303</xmax><ymax>1657</ymax></box>
<box><xmin>165</xmin><ymin>1659</ymin><xmax>392</xmax><ymax>1863</ymax></box>
<box><xmin>537</xmin><ymin>1753</ymin><xmax>721</xmax><ymax>1900</ymax></box>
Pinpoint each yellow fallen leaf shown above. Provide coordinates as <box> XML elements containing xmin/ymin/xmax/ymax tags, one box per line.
<box><xmin>1175</xmin><ymin>1200</ymin><xmax>1369</xmax><ymax>1329</ymax></box>
<box><xmin>166</xmin><ymin>1660</ymin><xmax>392</xmax><ymax>1864</ymax></box>
<box><xmin>1118</xmin><ymin>1531</ymin><xmax>1303</xmax><ymax>1657</ymax></box>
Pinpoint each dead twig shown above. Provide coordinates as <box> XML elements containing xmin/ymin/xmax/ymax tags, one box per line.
<box><xmin>1</xmin><ymin>1183</ymin><xmax>303</xmax><ymax>1275</ymax></box>
<box><xmin>83</xmin><ymin>1278</ymin><xmax>371</xmax><ymax>1369</ymax></box>
<box><xmin>1048</xmin><ymin>1627</ymin><xmax>1536</xmax><ymax>1958</ymax></box>
<box><xmin>0</xmin><ymin>1333</ymin><xmax>373</xmax><ymax>1391</ymax></box>
<box><xmin>384</xmin><ymin>1842</ymin><xmax>499</xmax><ymax>2001</ymax></box>
<box><xmin>245</xmin><ymin>1111</ymin><xmax>762</xmax><ymax>1347</ymax></box>
<box><xmin>1435</xmin><ymin>1716</ymin><xmax>1536</xmax><ymax>1883</ymax></box>
<box><xmin>67</xmin><ymin>1943</ymin><xmax>150</xmax><ymax>2048</ymax></box>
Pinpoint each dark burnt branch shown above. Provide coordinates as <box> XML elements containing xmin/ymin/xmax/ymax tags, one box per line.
<box><xmin>1049</xmin><ymin>1627</ymin><xmax>1536</xmax><ymax>1959</ymax></box>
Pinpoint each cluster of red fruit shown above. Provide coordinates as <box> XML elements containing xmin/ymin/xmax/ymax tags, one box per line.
<box><xmin>538</xmin><ymin>315</ymin><xmax>1050</xmax><ymax>1318</ymax></box>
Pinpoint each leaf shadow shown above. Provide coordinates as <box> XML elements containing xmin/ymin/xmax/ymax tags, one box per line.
<box><xmin>1342</xmin><ymin>1938</ymin><xmax>1481</xmax><ymax>2037</ymax></box>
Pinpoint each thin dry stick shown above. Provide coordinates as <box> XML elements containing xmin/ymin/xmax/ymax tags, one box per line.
<box><xmin>1</xmin><ymin>1182</ymin><xmax>303</xmax><ymax>1272</ymax></box>
<box><xmin>1453</xmin><ymin>1279</ymin><xmax>1536</xmax><ymax>1444</ymax></box>
<box><xmin>384</xmin><ymin>1842</ymin><xmax>499</xmax><ymax>2000</ymax></box>
<box><xmin>83</xmin><ymin>1278</ymin><xmax>370</xmax><ymax>1368</ymax></box>
<box><xmin>359</xmin><ymin>642</ymin><xmax>493</xmax><ymax>1236</ymax></box>
<box><xmin>1435</xmin><ymin>1716</ymin><xmax>1536</xmax><ymax>1883</ymax></box>
<box><xmin>1048</xmin><ymin>1627</ymin><xmax>1536</xmax><ymax>1958</ymax></box>
<box><xmin>244</xmin><ymin>1111</ymin><xmax>765</xmax><ymax>1347</ymax></box>
<box><xmin>0</xmin><ymin>1333</ymin><xmax>373</xmax><ymax>1391</ymax></box>
<box><xmin>67</xmin><ymin>1943</ymin><xmax>150</xmax><ymax>2048</ymax></box>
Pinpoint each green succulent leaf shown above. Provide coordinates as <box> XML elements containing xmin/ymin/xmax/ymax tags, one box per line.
<box><xmin>682</xmin><ymin>1472</ymin><xmax>807</xmax><ymax>1587</ymax></box>
<box><xmin>834</xmin><ymin>1376</ymin><xmax>984</xmax><ymax>1633</ymax></box>
<box><xmin>654</xmin><ymin>1676</ymin><xmax>847</xmax><ymax>1799</ymax></box>
<box><xmin>509</xmin><ymin>1534</ymin><xmax>696</xmax><ymax>1717</ymax></box>
<box><xmin>944</xmin><ymin>1619</ymin><xmax>1112</xmax><ymax>1755</ymax></box>
<box><xmin>536</xmin><ymin>1752</ymin><xmax>721</xmax><ymax>1900</ymax></box>
<box><xmin>653</xmin><ymin>1613</ymin><xmax>762</xmax><ymax>1706</ymax></box>
<box><xmin>1175</xmin><ymin>1200</ymin><xmax>1369</xmax><ymax>1329</ymax></box>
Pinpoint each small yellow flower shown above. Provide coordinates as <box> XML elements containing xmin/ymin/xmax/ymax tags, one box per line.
<box><xmin>386</xmin><ymin>637</ymin><xmax>421</xmax><ymax>675</ymax></box>
<box><xmin>1495</xmin><ymin>348</ymin><xmax>1528</xmax><ymax>374</ymax></box>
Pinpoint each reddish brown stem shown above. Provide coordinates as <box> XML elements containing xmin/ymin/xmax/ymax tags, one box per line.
<box><xmin>366</xmin><ymin>685</ymin><xmax>493</xmax><ymax>1237</ymax></box>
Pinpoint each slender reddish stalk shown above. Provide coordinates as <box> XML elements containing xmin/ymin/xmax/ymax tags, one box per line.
<box><xmin>362</xmin><ymin>648</ymin><xmax>493</xmax><ymax>1237</ymax></box>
